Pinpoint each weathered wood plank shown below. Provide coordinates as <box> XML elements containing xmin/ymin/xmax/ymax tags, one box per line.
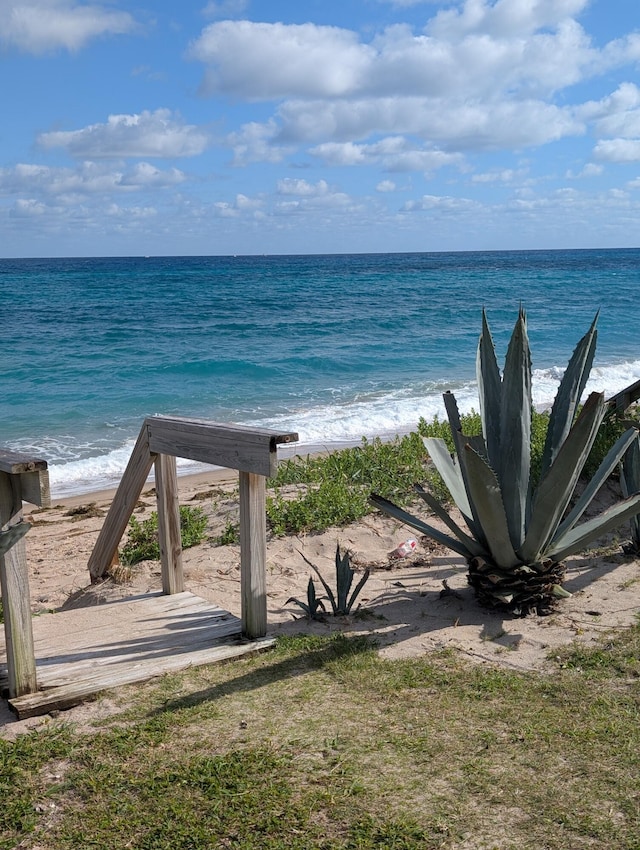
<box><xmin>607</xmin><ymin>378</ymin><xmax>640</xmax><ymax>412</ymax></box>
<box><xmin>0</xmin><ymin>473</ymin><xmax>37</xmax><ymax>697</ymax></box>
<box><xmin>239</xmin><ymin>471</ymin><xmax>267</xmax><ymax>639</ymax></box>
<box><xmin>88</xmin><ymin>425</ymin><xmax>156</xmax><ymax>580</ymax></box>
<box><xmin>20</xmin><ymin>469</ymin><xmax>51</xmax><ymax>508</ymax></box>
<box><xmin>0</xmin><ymin>451</ymin><xmax>48</xmax><ymax>475</ymax></box>
<box><xmin>155</xmin><ymin>453</ymin><xmax>184</xmax><ymax>594</ymax></box>
<box><xmin>146</xmin><ymin>416</ymin><xmax>298</xmax><ymax>478</ymax></box>
<box><xmin>8</xmin><ymin>636</ymin><xmax>276</xmax><ymax>719</ymax></box>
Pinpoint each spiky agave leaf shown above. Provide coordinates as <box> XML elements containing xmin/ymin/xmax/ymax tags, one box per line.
<box><xmin>477</xmin><ymin>308</ymin><xmax>502</xmax><ymax>467</ymax></box>
<box><xmin>286</xmin><ymin>577</ymin><xmax>326</xmax><ymax>619</ymax></box>
<box><xmin>547</xmin><ymin>491</ymin><xmax>640</xmax><ymax>562</ymax></box>
<box><xmin>414</xmin><ymin>484</ymin><xmax>487</xmax><ymax>558</ymax></box>
<box><xmin>422</xmin><ymin>436</ymin><xmax>474</xmax><ymax>521</ymax></box>
<box><xmin>540</xmin><ymin>312</ymin><xmax>598</xmax><ymax>478</ymax></box>
<box><xmin>555</xmin><ymin>425</ymin><xmax>639</xmax><ymax>539</ymax></box>
<box><xmin>369</xmin><ymin>493</ymin><xmax>478</xmax><ymax>560</ymax></box>
<box><xmin>498</xmin><ymin>307</ymin><xmax>531</xmax><ymax>549</ymax></box>
<box><xmin>460</xmin><ymin>442</ymin><xmax>520</xmax><ymax>570</ymax></box>
<box><xmin>620</xmin><ymin>433</ymin><xmax>640</xmax><ymax>549</ymax></box>
<box><xmin>520</xmin><ymin>392</ymin><xmax>605</xmax><ymax>565</ymax></box>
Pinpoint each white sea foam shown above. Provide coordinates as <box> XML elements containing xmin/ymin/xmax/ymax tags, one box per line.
<box><xmin>46</xmin><ymin>358</ymin><xmax>640</xmax><ymax>498</ymax></box>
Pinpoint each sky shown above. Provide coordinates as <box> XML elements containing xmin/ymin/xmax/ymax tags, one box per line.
<box><xmin>2</xmin><ymin>0</ymin><xmax>640</xmax><ymax>257</ymax></box>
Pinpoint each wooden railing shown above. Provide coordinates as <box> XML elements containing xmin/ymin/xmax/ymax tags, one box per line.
<box><xmin>0</xmin><ymin>451</ymin><xmax>50</xmax><ymax>698</ymax></box>
<box><xmin>88</xmin><ymin>416</ymin><xmax>298</xmax><ymax>639</ymax></box>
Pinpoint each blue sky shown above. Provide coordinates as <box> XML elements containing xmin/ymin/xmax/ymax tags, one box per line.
<box><xmin>2</xmin><ymin>0</ymin><xmax>640</xmax><ymax>257</ymax></box>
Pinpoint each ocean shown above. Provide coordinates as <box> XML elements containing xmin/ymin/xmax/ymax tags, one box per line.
<box><xmin>3</xmin><ymin>249</ymin><xmax>640</xmax><ymax>498</ymax></box>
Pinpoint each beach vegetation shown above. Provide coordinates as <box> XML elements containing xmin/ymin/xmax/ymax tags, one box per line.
<box><xmin>3</xmin><ymin>624</ymin><xmax>640</xmax><ymax>849</ymax></box>
<box><xmin>288</xmin><ymin>543</ymin><xmax>370</xmax><ymax>618</ymax></box>
<box><xmin>120</xmin><ymin>505</ymin><xmax>208</xmax><ymax>566</ymax></box>
<box><xmin>285</xmin><ymin>576</ymin><xmax>327</xmax><ymax>619</ymax></box>
<box><xmin>215</xmin><ymin>519</ymin><xmax>240</xmax><ymax>546</ymax></box>
<box><xmin>620</xmin><ymin>429</ymin><xmax>640</xmax><ymax>552</ymax></box>
<box><xmin>372</xmin><ymin>309</ymin><xmax>640</xmax><ymax>615</ymax></box>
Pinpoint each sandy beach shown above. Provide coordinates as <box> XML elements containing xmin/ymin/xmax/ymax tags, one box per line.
<box><xmin>2</xmin><ymin>466</ymin><xmax>640</xmax><ymax>737</ymax></box>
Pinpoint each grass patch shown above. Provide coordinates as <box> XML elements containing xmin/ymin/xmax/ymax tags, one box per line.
<box><xmin>3</xmin><ymin>628</ymin><xmax>640</xmax><ymax>849</ymax></box>
<box><xmin>120</xmin><ymin>505</ymin><xmax>208</xmax><ymax>565</ymax></box>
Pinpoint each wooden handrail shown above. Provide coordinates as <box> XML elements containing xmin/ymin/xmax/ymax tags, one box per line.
<box><xmin>88</xmin><ymin>417</ymin><xmax>298</xmax><ymax>638</ymax></box>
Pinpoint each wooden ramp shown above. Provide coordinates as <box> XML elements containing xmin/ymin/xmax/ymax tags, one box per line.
<box><xmin>0</xmin><ymin>592</ymin><xmax>275</xmax><ymax>720</ymax></box>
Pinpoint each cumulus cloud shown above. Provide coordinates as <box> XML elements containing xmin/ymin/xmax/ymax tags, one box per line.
<box><xmin>189</xmin><ymin>21</ymin><xmax>372</xmax><ymax>99</ymax></box>
<box><xmin>0</xmin><ymin>161</ymin><xmax>186</xmax><ymax>196</ymax></box>
<box><xmin>0</xmin><ymin>0</ymin><xmax>135</xmax><ymax>53</ymax></box>
<box><xmin>37</xmin><ymin>110</ymin><xmax>209</xmax><ymax>159</ymax></box>
<box><xmin>594</xmin><ymin>139</ymin><xmax>640</xmax><ymax>163</ymax></box>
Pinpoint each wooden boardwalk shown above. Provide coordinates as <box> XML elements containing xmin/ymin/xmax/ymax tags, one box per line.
<box><xmin>0</xmin><ymin>592</ymin><xmax>275</xmax><ymax>719</ymax></box>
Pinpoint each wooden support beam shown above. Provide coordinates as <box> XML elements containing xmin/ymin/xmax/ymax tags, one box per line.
<box><xmin>88</xmin><ymin>425</ymin><xmax>156</xmax><ymax>580</ymax></box>
<box><xmin>0</xmin><ymin>472</ymin><xmax>37</xmax><ymax>697</ymax></box>
<box><xmin>155</xmin><ymin>454</ymin><xmax>184</xmax><ymax>594</ymax></box>
<box><xmin>146</xmin><ymin>416</ymin><xmax>297</xmax><ymax>478</ymax></box>
<box><xmin>239</xmin><ymin>471</ymin><xmax>267</xmax><ymax>639</ymax></box>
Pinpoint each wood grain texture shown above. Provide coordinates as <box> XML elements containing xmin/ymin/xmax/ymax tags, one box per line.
<box><xmin>0</xmin><ymin>473</ymin><xmax>37</xmax><ymax>697</ymax></box>
<box><xmin>155</xmin><ymin>453</ymin><xmax>184</xmax><ymax>594</ymax></box>
<box><xmin>239</xmin><ymin>471</ymin><xmax>267</xmax><ymax>639</ymax></box>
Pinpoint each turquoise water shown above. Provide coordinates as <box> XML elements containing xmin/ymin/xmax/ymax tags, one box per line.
<box><xmin>3</xmin><ymin>249</ymin><xmax>639</xmax><ymax>496</ymax></box>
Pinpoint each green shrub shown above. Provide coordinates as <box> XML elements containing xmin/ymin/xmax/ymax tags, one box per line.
<box><xmin>120</xmin><ymin>505</ymin><xmax>208</xmax><ymax>565</ymax></box>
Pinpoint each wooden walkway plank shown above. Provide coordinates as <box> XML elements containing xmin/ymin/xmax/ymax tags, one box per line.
<box><xmin>1</xmin><ymin>592</ymin><xmax>275</xmax><ymax>720</ymax></box>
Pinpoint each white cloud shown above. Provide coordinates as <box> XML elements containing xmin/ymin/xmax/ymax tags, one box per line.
<box><xmin>402</xmin><ymin>193</ymin><xmax>480</xmax><ymax>212</ymax></box>
<box><xmin>594</xmin><ymin>139</ymin><xmax>640</xmax><ymax>163</ymax></box>
<box><xmin>189</xmin><ymin>21</ymin><xmax>372</xmax><ymax>99</ymax></box>
<box><xmin>376</xmin><ymin>180</ymin><xmax>397</xmax><ymax>192</ymax></box>
<box><xmin>471</xmin><ymin>167</ymin><xmax>528</xmax><ymax>183</ymax></box>
<box><xmin>0</xmin><ymin>161</ymin><xmax>186</xmax><ymax>196</ymax></box>
<box><xmin>427</xmin><ymin>0</ymin><xmax>589</xmax><ymax>39</ymax></box>
<box><xmin>37</xmin><ymin>110</ymin><xmax>209</xmax><ymax>159</ymax></box>
<box><xmin>277</xmin><ymin>178</ymin><xmax>330</xmax><ymax>197</ymax></box>
<box><xmin>228</xmin><ymin>120</ymin><xmax>291</xmax><ymax>165</ymax></box>
<box><xmin>0</xmin><ymin>0</ymin><xmax>135</xmax><ymax>54</ymax></box>
<box><xmin>310</xmin><ymin>137</ymin><xmax>463</xmax><ymax>172</ymax></box>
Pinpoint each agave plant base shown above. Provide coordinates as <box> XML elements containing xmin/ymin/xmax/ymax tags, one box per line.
<box><xmin>467</xmin><ymin>557</ymin><xmax>567</xmax><ymax>617</ymax></box>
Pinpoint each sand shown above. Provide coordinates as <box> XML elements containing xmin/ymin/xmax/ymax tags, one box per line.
<box><xmin>2</xmin><ymin>468</ymin><xmax>639</xmax><ymax>737</ymax></box>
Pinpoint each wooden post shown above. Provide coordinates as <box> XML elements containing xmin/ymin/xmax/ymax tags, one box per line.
<box><xmin>155</xmin><ymin>453</ymin><xmax>183</xmax><ymax>594</ymax></box>
<box><xmin>0</xmin><ymin>472</ymin><xmax>37</xmax><ymax>697</ymax></box>
<box><xmin>88</xmin><ymin>425</ymin><xmax>155</xmax><ymax>580</ymax></box>
<box><xmin>239</xmin><ymin>471</ymin><xmax>267</xmax><ymax>639</ymax></box>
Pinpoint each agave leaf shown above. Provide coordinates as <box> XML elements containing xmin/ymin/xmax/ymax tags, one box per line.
<box><xmin>520</xmin><ymin>392</ymin><xmax>606</xmax><ymax>564</ymax></box>
<box><xmin>422</xmin><ymin>436</ymin><xmax>473</xmax><ymax>520</ymax></box>
<box><xmin>442</xmin><ymin>391</ymin><xmax>486</xmax><ymax>544</ymax></box>
<box><xmin>335</xmin><ymin>543</ymin><xmax>354</xmax><ymax>614</ymax></box>
<box><xmin>298</xmin><ymin>550</ymin><xmax>338</xmax><ymax>614</ymax></box>
<box><xmin>620</xmin><ymin>435</ymin><xmax>640</xmax><ymax>545</ymax></box>
<box><xmin>477</xmin><ymin>308</ymin><xmax>502</xmax><ymax>468</ymax></box>
<box><xmin>540</xmin><ymin>312</ymin><xmax>598</xmax><ymax>478</ymax></box>
<box><xmin>555</xmin><ymin>426</ymin><xmax>639</xmax><ymax>539</ymax></box>
<box><xmin>369</xmin><ymin>493</ymin><xmax>476</xmax><ymax>560</ymax></box>
<box><xmin>547</xmin><ymin>491</ymin><xmax>640</xmax><ymax>562</ymax></box>
<box><xmin>346</xmin><ymin>568</ymin><xmax>371</xmax><ymax>614</ymax></box>
<box><xmin>498</xmin><ymin>307</ymin><xmax>532</xmax><ymax>549</ymax></box>
<box><xmin>620</xmin><ymin>433</ymin><xmax>640</xmax><ymax>497</ymax></box>
<box><xmin>414</xmin><ymin>483</ymin><xmax>487</xmax><ymax>558</ymax></box>
<box><xmin>461</xmin><ymin>443</ymin><xmax>520</xmax><ymax>569</ymax></box>
<box><xmin>551</xmin><ymin>584</ymin><xmax>572</xmax><ymax>598</ymax></box>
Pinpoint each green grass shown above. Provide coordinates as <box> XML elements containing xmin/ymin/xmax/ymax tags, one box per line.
<box><xmin>263</xmin><ymin>408</ymin><xmax>640</xmax><ymax>537</ymax></box>
<box><xmin>120</xmin><ymin>505</ymin><xmax>208</xmax><ymax>565</ymax></box>
<box><xmin>3</xmin><ymin>627</ymin><xmax>640</xmax><ymax>849</ymax></box>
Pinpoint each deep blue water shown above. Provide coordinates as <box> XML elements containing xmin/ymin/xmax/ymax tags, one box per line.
<box><xmin>3</xmin><ymin>249</ymin><xmax>639</xmax><ymax>495</ymax></box>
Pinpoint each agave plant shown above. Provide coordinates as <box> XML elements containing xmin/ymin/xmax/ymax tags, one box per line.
<box><xmin>294</xmin><ymin>544</ymin><xmax>370</xmax><ymax>616</ymax></box>
<box><xmin>620</xmin><ymin>431</ymin><xmax>640</xmax><ymax>552</ymax></box>
<box><xmin>371</xmin><ymin>308</ymin><xmax>640</xmax><ymax>615</ymax></box>
<box><xmin>286</xmin><ymin>577</ymin><xmax>327</xmax><ymax>620</ymax></box>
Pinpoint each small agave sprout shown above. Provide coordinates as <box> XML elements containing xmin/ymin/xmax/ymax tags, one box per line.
<box><xmin>298</xmin><ymin>544</ymin><xmax>371</xmax><ymax>616</ymax></box>
<box><xmin>286</xmin><ymin>577</ymin><xmax>327</xmax><ymax>620</ymax></box>
<box><xmin>371</xmin><ymin>308</ymin><xmax>640</xmax><ymax>616</ymax></box>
